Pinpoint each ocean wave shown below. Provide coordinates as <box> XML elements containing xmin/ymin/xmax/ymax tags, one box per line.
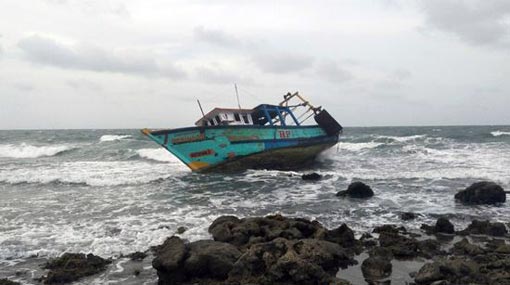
<box><xmin>491</xmin><ymin>131</ymin><xmax>510</xmax><ymax>137</ymax></box>
<box><xmin>336</xmin><ymin>142</ymin><xmax>384</xmax><ymax>151</ymax></box>
<box><xmin>99</xmin><ymin>135</ymin><xmax>132</xmax><ymax>142</ymax></box>
<box><xmin>0</xmin><ymin>143</ymin><xmax>74</xmax><ymax>158</ymax></box>
<box><xmin>136</xmin><ymin>148</ymin><xmax>179</xmax><ymax>163</ymax></box>
<box><xmin>375</xmin><ymin>134</ymin><xmax>427</xmax><ymax>142</ymax></box>
<box><xmin>0</xmin><ymin>161</ymin><xmax>187</xmax><ymax>186</ymax></box>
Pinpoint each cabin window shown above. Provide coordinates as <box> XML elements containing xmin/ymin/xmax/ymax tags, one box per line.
<box><xmin>242</xmin><ymin>114</ymin><xmax>250</xmax><ymax>124</ymax></box>
<box><xmin>234</xmin><ymin>113</ymin><xmax>241</xmax><ymax>121</ymax></box>
<box><xmin>209</xmin><ymin>119</ymin><xmax>214</xmax><ymax>126</ymax></box>
<box><xmin>215</xmin><ymin>115</ymin><xmax>221</xmax><ymax>124</ymax></box>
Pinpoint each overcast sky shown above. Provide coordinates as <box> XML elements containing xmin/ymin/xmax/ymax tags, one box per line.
<box><xmin>1</xmin><ymin>0</ymin><xmax>509</xmax><ymax>129</ymax></box>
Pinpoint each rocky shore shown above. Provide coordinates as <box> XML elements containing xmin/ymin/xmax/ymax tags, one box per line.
<box><xmin>2</xmin><ymin>181</ymin><xmax>508</xmax><ymax>285</ymax></box>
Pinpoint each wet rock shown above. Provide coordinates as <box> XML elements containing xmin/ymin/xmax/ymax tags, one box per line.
<box><xmin>127</xmin><ymin>251</ymin><xmax>147</xmax><ymax>261</ymax></box>
<box><xmin>325</xmin><ymin>224</ymin><xmax>357</xmax><ymax>248</ymax></box>
<box><xmin>361</xmin><ymin>256</ymin><xmax>392</xmax><ymax>281</ymax></box>
<box><xmin>458</xmin><ymin>220</ymin><xmax>508</xmax><ymax>237</ymax></box>
<box><xmin>418</xmin><ymin>239</ymin><xmax>444</xmax><ymax>259</ymax></box>
<box><xmin>373</xmin><ymin>224</ymin><xmax>406</xmax><ymax>235</ymax></box>
<box><xmin>42</xmin><ymin>253</ymin><xmax>111</xmax><ymax>284</ymax></box>
<box><xmin>454</xmin><ymin>181</ymin><xmax>506</xmax><ymax>205</ymax></box>
<box><xmin>176</xmin><ymin>226</ymin><xmax>187</xmax><ymax>234</ymax></box>
<box><xmin>153</xmin><ymin>236</ymin><xmax>241</xmax><ymax>284</ymax></box>
<box><xmin>421</xmin><ymin>217</ymin><xmax>455</xmax><ymax>235</ymax></box>
<box><xmin>415</xmin><ymin>262</ymin><xmax>443</xmax><ymax>284</ymax></box>
<box><xmin>228</xmin><ymin>238</ymin><xmax>356</xmax><ymax>285</ymax></box>
<box><xmin>208</xmin><ymin>215</ymin><xmax>325</xmax><ymax>248</ymax></box>
<box><xmin>452</xmin><ymin>238</ymin><xmax>484</xmax><ymax>256</ymax></box>
<box><xmin>378</xmin><ymin>232</ymin><xmax>419</xmax><ymax>258</ymax></box>
<box><xmin>0</xmin><ymin>279</ymin><xmax>21</xmax><ymax>285</ymax></box>
<box><xmin>336</xmin><ymin>181</ymin><xmax>374</xmax><ymax>198</ymax></box>
<box><xmin>302</xmin><ymin>172</ymin><xmax>322</xmax><ymax>181</ymax></box>
<box><xmin>401</xmin><ymin>212</ymin><xmax>417</xmax><ymax>221</ymax></box>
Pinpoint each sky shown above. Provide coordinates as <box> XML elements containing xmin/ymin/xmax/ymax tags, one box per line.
<box><xmin>0</xmin><ymin>0</ymin><xmax>509</xmax><ymax>129</ymax></box>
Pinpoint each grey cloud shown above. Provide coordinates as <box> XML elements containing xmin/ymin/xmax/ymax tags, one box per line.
<box><xmin>18</xmin><ymin>35</ymin><xmax>186</xmax><ymax>78</ymax></box>
<box><xmin>316</xmin><ymin>61</ymin><xmax>353</xmax><ymax>83</ymax></box>
<box><xmin>392</xmin><ymin>69</ymin><xmax>412</xmax><ymax>81</ymax></box>
<box><xmin>193</xmin><ymin>26</ymin><xmax>241</xmax><ymax>47</ymax></box>
<box><xmin>252</xmin><ymin>53</ymin><xmax>314</xmax><ymax>74</ymax></box>
<box><xmin>195</xmin><ymin>66</ymin><xmax>253</xmax><ymax>85</ymax></box>
<box><xmin>66</xmin><ymin>79</ymin><xmax>102</xmax><ymax>91</ymax></box>
<box><xmin>420</xmin><ymin>0</ymin><xmax>510</xmax><ymax>47</ymax></box>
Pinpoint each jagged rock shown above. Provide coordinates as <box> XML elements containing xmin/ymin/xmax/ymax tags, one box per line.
<box><xmin>208</xmin><ymin>215</ymin><xmax>325</xmax><ymax>247</ymax></box>
<box><xmin>325</xmin><ymin>224</ymin><xmax>357</xmax><ymax>248</ymax></box>
<box><xmin>418</xmin><ymin>239</ymin><xmax>444</xmax><ymax>259</ymax></box>
<box><xmin>127</xmin><ymin>251</ymin><xmax>147</xmax><ymax>261</ymax></box>
<box><xmin>336</xmin><ymin>182</ymin><xmax>374</xmax><ymax>198</ymax></box>
<box><xmin>378</xmin><ymin>232</ymin><xmax>419</xmax><ymax>258</ymax></box>
<box><xmin>421</xmin><ymin>217</ymin><xmax>455</xmax><ymax>235</ymax></box>
<box><xmin>455</xmin><ymin>181</ymin><xmax>506</xmax><ymax>205</ymax></box>
<box><xmin>42</xmin><ymin>253</ymin><xmax>111</xmax><ymax>284</ymax></box>
<box><xmin>415</xmin><ymin>262</ymin><xmax>443</xmax><ymax>284</ymax></box>
<box><xmin>452</xmin><ymin>238</ymin><xmax>484</xmax><ymax>256</ymax></box>
<box><xmin>373</xmin><ymin>224</ymin><xmax>406</xmax><ymax>235</ymax></box>
<box><xmin>228</xmin><ymin>238</ymin><xmax>356</xmax><ymax>285</ymax></box>
<box><xmin>176</xmin><ymin>226</ymin><xmax>187</xmax><ymax>234</ymax></box>
<box><xmin>401</xmin><ymin>212</ymin><xmax>417</xmax><ymax>221</ymax></box>
<box><xmin>153</xmin><ymin>236</ymin><xmax>241</xmax><ymax>284</ymax></box>
<box><xmin>458</xmin><ymin>220</ymin><xmax>508</xmax><ymax>237</ymax></box>
<box><xmin>361</xmin><ymin>256</ymin><xmax>392</xmax><ymax>281</ymax></box>
<box><xmin>302</xmin><ymin>172</ymin><xmax>322</xmax><ymax>181</ymax></box>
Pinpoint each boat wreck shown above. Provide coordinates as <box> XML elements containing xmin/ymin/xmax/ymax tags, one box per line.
<box><xmin>141</xmin><ymin>92</ymin><xmax>342</xmax><ymax>172</ymax></box>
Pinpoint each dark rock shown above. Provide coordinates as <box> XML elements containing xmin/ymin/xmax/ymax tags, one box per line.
<box><xmin>378</xmin><ymin>232</ymin><xmax>419</xmax><ymax>258</ymax></box>
<box><xmin>43</xmin><ymin>253</ymin><xmax>111</xmax><ymax>284</ymax></box>
<box><xmin>452</xmin><ymin>238</ymin><xmax>484</xmax><ymax>256</ymax></box>
<box><xmin>325</xmin><ymin>224</ymin><xmax>357</xmax><ymax>248</ymax></box>
<box><xmin>361</xmin><ymin>256</ymin><xmax>392</xmax><ymax>281</ymax></box>
<box><xmin>176</xmin><ymin>226</ymin><xmax>187</xmax><ymax>234</ymax></box>
<box><xmin>401</xmin><ymin>212</ymin><xmax>417</xmax><ymax>221</ymax></box>
<box><xmin>415</xmin><ymin>262</ymin><xmax>443</xmax><ymax>284</ymax></box>
<box><xmin>152</xmin><ymin>236</ymin><xmax>188</xmax><ymax>283</ymax></box>
<box><xmin>184</xmin><ymin>240</ymin><xmax>242</xmax><ymax>279</ymax></box>
<box><xmin>373</xmin><ymin>224</ymin><xmax>406</xmax><ymax>235</ymax></box>
<box><xmin>0</xmin><ymin>279</ymin><xmax>21</xmax><ymax>285</ymax></box>
<box><xmin>418</xmin><ymin>239</ymin><xmax>444</xmax><ymax>259</ymax></box>
<box><xmin>153</xmin><ymin>236</ymin><xmax>241</xmax><ymax>284</ymax></box>
<box><xmin>454</xmin><ymin>181</ymin><xmax>506</xmax><ymax>205</ymax></box>
<box><xmin>208</xmin><ymin>215</ymin><xmax>325</xmax><ymax>247</ymax></box>
<box><xmin>435</xmin><ymin>217</ymin><xmax>455</xmax><ymax>234</ymax></box>
<box><xmin>336</xmin><ymin>181</ymin><xmax>374</xmax><ymax>198</ymax></box>
<box><xmin>458</xmin><ymin>220</ymin><xmax>508</xmax><ymax>237</ymax></box>
<box><xmin>421</xmin><ymin>217</ymin><xmax>455</xmax><ymax>235</ymax></box>
<box><xmin>127</xmin><ymin>251</ymin><xmax>147</xmax><ymax>261</ymax></box>
<box><xmin>228</xmin><ymin>238</ymin><xmax>356</xmax><ymax>285</ymax></box>
<box><xmin>302</xmin><ymin>172</ymin><xmax>322</xmax><ymax>181</ymax></box>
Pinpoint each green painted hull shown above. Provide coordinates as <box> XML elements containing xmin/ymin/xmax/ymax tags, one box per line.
<box><xmin>142</xmin><ymin>125</ymin><xmax>338</xmax><ymax>172</ymax></box>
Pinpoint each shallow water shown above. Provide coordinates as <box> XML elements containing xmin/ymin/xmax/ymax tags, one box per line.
<box><xmin>0</xmin><ymin>126</ymin><xmax>509</xmax><ymax>283</ymax></box>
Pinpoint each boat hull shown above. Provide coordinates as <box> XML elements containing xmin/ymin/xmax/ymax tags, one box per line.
<box><xmin>142</xmin><ymin>125</ymin><xmax>338</xmax><ymax>172</ymax></box>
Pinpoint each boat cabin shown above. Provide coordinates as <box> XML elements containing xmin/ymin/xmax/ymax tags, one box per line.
<box><xmin>195</xmin><ymin>104</ymin><xmax>302</xmax><ymax>127</ymax></box>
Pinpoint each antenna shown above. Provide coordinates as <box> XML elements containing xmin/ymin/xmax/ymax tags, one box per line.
<box><xmin>234</xmin><ymin>83</ymin><xmax>241</xmax><ymax>109</ymax></box>
<box><xmin>196</xmin><ymin>99</ymin><xmax>205</xmax><ymax>117</ymax></box>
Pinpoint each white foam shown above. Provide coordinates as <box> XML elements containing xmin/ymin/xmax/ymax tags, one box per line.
<box><xmin>0</xmin><ymin>161</ymin><xmax>188</xmax><ymax>186</ymax></box>
<box><xmin>376</xmin><ymin>134</ymin><xmax>427</xmax><ymax>142</ymax></box>
<box><xmin>99</xmin><ymin>135</ymin><xmax>132</xmax><ymax>142</ymax></box>
<box><xmin>336</xmin><ymin>142</ymin><xmax>384</xmax><ymax>151</ymax></box>
<box><xmin>136</xmin><ymin>148</ymin><xmax>179</xmax><ymax>163</ymax></box>
<box><xmin>491</xmin><ymin>131</ymin><xmax>510</xmax><ymax>137</ymax></box>
<box><xmin>0</xmin><ymin>143</ymin><xmax>73</xmax><ymax>158</ymax></box>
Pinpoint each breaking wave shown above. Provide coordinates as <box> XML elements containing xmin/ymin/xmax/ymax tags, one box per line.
<box><xmin>99</xmin><ymin>135</ymin><xmax>132</xmax><ymax>142</ymax></box>
<box><xmin>375</xmin><ymin>134</ymin><xmax>427</xmax><ymax>142</ymax></box>
<box><xmin>136</xmin><ymin>148</ymin><xmax>179</xmax><ymax>163</ymax></box>
<box><xmin>336</xmin><ymin>142</ymin><xmax>384</xmax><ymax>151</ymax></box>
<box><xmin>0</xmin><ymin>143</ymin><xmax>74</xmax><ymax>158</ymax></box>
<box><xmin>491</xmin><ymin>131</ymin><xmax>510</xmax><ymax>137</ymax></box>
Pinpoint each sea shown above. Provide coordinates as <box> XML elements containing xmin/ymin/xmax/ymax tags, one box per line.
<box><xmin>1</xmin><ymin>126</ymin><xmax>509</xmax><ymax>284</ymax></box>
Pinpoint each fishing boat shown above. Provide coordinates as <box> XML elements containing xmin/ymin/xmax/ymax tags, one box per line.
<box><xmin>141</xmin><ymin>92</ymin><xmax>342</xmax><ymax>172</ymax></box>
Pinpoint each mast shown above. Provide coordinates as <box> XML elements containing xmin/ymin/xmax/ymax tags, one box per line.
<box><xmin>235</xmin><ymin>83</ymin><xmax>241</xmax><ymax>109</ymax></box>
